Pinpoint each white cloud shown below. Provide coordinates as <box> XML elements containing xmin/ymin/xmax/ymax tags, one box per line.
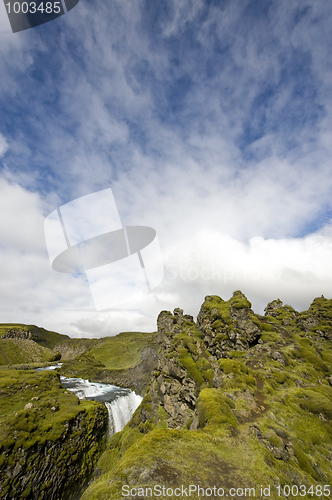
<box><xmin>0</xmin><ymin>133</ymin><xmax>8</xmax><ymax>158</ymax></box>
<box><xmin>0</xmin><ymin>173</ymin><xmax>332</xmax><ymax>337</ymax></box>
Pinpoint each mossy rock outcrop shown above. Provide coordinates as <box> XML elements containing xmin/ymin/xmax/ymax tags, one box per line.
<box><xmin>81</xmin><ymin>291</ymin><xmax>332</xmax><ymax>500</ymax></box>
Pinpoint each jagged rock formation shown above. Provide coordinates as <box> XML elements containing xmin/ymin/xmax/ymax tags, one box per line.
<box><xmin>81</xmin><ymin>291</ymin><xmax>332</xmax><ymax>500</ymax></box>
<box><xmin>140</xmin><ymin>292</ymin><xmax>266</xmax><ymax>430</ymax></box>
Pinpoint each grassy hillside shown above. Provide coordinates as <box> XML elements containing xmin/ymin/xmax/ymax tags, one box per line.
<box><xmin>0</xmin><ymin>323</ymin><xmax>68</xmax><ymax>366</ymax></box>
<box><xmin>0</xmin><ymin>323</ymin><xmax>69</xmax><ymax>349</ymax></box>
<box><xmin>81</xmin><ymin>292</ymin><xmax>332</xmax><ymax>500</ymax></box>
<box><xmin>0</xmin><ymin>338</ymin><xmax>60</xmax><ymax>366</ymax></box>
<box><xmin>89</xmin><ymin>331</ymin><xmax>158</xmax><ymax>370</ymax></box>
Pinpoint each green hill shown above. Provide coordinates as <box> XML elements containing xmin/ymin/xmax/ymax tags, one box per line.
<box><xmin>0</xmin><ymin>323</ymin><xmax>69</xmax><ymax>366</ymax></box>
<box><xmin>0</xmin><ymin>323</ymin><xmax>69</xmax><ymax>349</ymax></box>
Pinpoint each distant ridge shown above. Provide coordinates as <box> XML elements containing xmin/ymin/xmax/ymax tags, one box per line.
<box><xmin>0</xmin><ymin>323</ymin><xmax>69</xmax><ymax>365</ymax></box>
<box><xmin>0</xmin><ymin>323</ymin><xmax>69</xmax><ymax>349</ymax></box>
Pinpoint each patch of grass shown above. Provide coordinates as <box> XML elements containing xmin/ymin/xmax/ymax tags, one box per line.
<box><xmin>60</xmin><ymin>353</ymin><xmax>106</xmax><ymax>380</ymax></box>
<box><xmin>219</xmin><ymin>358</ymin><xmax>249</xmax><ymax>375</ymax></box>
<box><xmin>197</xmin><ymin>388</ymin><xmax>236</xmax><ymax>429</ymax></box>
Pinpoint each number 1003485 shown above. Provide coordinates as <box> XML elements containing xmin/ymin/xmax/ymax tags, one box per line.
<box><xmin>276</xmin><ymin>484</ymin><xmax>330</xmax><ymax>497</ymax></box>
<box><xmin>5</xmin><ymin>2</ymin><xmax>61</xmax><ymax>14</ymax></box>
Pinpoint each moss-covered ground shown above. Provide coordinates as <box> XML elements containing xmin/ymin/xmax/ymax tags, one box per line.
<box><xmin>0</xmin><ymin>338</ymin><xmax>59</xmax><ymax>366</ymax></box>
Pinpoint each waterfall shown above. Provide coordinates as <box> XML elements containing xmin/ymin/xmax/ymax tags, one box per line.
<box><xmin>105</xmin><ymin>392</ymin><xmax>142</xmax><ymax>436</ymax></box>
<box><xmin>59</xmin><ymin>376</ymin><xmax>142</xmax><ymax>437</ymax></box>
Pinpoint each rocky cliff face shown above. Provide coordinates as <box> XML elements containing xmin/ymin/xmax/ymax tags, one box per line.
<box><xmin>0</xmin><ymin>369</ymin><xmax>108</xmax><ymax>500</ymax></box>
<box><xmin>97</xmin><ymin>346</ymin><xmax>159</xmax><ymax>395</ymax></box>
<box><xmin>1</xmin><ymin>406</ymin><xmax>107</xmax><ymax>500</ymax></box>
<box><xmin>2</xmin><ymin>329</ymin><xmax>32</xmax><ymax>340</ymax></box>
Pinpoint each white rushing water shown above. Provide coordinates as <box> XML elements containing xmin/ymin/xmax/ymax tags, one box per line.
<box><xmin>60</xmin><ymin>375</ymin><xmax>142</xmax><ymax>437</ymax></box>
<box><xmin>35</xmin><ymin>366</ymin><xmax>142</xmax><ymax>436</ymax></box>
<box><xmin>105</xmin><ymin>392</ymin><xmax>143</xmax><ymax>435</ymax></box>
<box><xmin>34</xmin><ymin>363</ymin><xmax>63</xmax><ymax>371</ymax></box>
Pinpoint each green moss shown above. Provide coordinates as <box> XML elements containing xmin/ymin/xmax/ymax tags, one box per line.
<box><xmin>263</xmin><ymin>429</ymin><xmax>284</xmax><ymax>448</ymax></box>
<box><xmin>197</xmin><ymin>388</ymin><xmax>237</xmax><ymax>429</ymax></box>
<box><xmin>21</xmin><ymin>485</ymin><xmax>32</xmax><ymax>498</ymax></box>
<box><xmin>228</xmin><ymin>350</ymin><xmax>247</xmax><ymax>359</ymax></box>
<box><xmin>180</xmin><ymin>356</ymin><xmax>204</xmax><ymax>387</ymax></box>
<box><xmin>293</xmin><ymin>444</ymin><xmax>319</xmax><ymax>480</ymax></box>
<box><xmin>216</xmin><ymin>332</ymin><xmax>228</xmax><ymax>342</ymax></box>
<box><xmin>202</xmin><ymin>295</ymin><xmax>232</xmax><ymax>325</ymax></box>
<box><xmin>173</xmin><ymin>333</ymin><xmax>198</xmax><ymax>356</ymax></box>
<box><xmin>203</xmin><ymin>369</ymin><xmax>214</xmax><ymax>386</ymax></box>
<box><xmin>297</xmin><ymin>390</ymin><xmax>332</xmax><ymax>419</ymax></box>
<box><xmin>0</xmin><ymin>367</ymin><xmax>107</xmax><ymax>499</ymax></box>
<box><xmin>269</xmin><ymin>372</ymin><xmax>291</xmax><ymax>388</ymax></box>
<box><xmin>307</xmin><ymin>296</ymin><xmax>332</xmax><ymax>323</ymax></box>
<box><xmin>249</xmin><ymin>314</ymin><xmax>263</xmax><ymax>329</ymax></box>
<box><xmin>219</xmin><ymin>358</ymin><xmax>249</xmax><ymax>375</ymax></box>
<box><xmin>197</xmin><ymin>358</ymin><xmax>210</xmax><ymax>371</ymax></box>
<box><xmin>289</xmin><ymin>336</ymin><xmax>330</xmax><ymax>373</ymax></box>
<box><xmin>156</xmin><ymin>406</ymin><xmax>168</xmax><ymax>428</ymax></box>
<box><xmin>211</xmin><ymin>319</ymin><xmax>223</xmax><ymax>330</ymax></box>
<box><xmin>229</xmin><ymin>291</ymin><xmax>252</xmax><ymax>310</ymax></box>
<box><xmin>260</xmin><ymin>330</ymin><xmax>281</xmax><ymax>343</ymax></box>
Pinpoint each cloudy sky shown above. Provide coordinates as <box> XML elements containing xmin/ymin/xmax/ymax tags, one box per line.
<box><xmin>1</xmin><ymin>0</ymin><xmax>332</xmax><ymax>337</ymax></box>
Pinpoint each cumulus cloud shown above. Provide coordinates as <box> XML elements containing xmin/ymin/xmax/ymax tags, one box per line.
<box><xmin>1</xmin><ymin>173</ymin><xmax>332</xmax><ymax>337</ymax></box>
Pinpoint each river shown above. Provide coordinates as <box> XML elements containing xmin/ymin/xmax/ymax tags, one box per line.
<box><xmin>35</xmin><ymin>364</ymin><xmax>142</xmax><ymax>437</ymax></box>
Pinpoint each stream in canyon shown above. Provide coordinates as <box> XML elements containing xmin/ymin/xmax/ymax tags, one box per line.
<box><xmin>36</xmin><ymin>364</ymin><xmax>142</xmax><ymax>437</ymax></box>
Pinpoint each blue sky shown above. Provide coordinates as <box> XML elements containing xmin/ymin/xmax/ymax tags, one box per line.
<box><xmin>1</xmin><ymin>0</ymin><xmax>332</xmax><ymax>337</ymax></box>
